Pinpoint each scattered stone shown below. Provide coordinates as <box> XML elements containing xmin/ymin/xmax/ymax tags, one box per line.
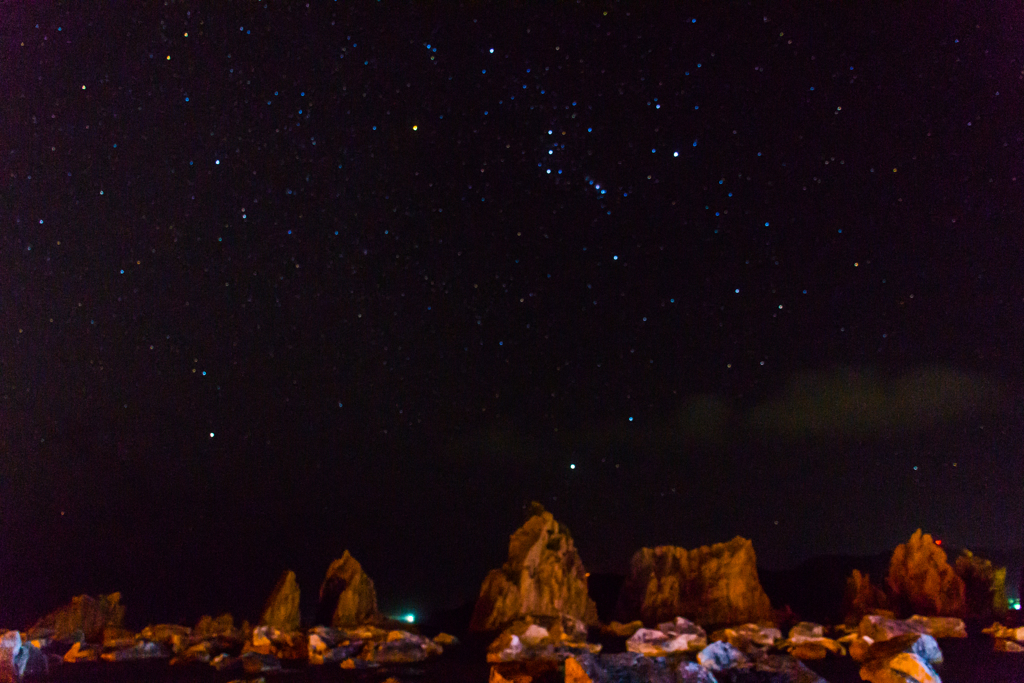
<box><xmin>734</xmin><ymin>654</ymin><xmax>827</xmax><ymax>683</ymax></box>
<box><xmin>565</xmin><ymin>655</ymin><xmax>593</xmax><ymax>683</ymax></box>
<box><xmin>994</xmin><ymin>639</ymin><xmax>1024</xmax><ymax>653</ymax></box>
<box><xmin>372</xmin><ymin>631</ymin><xmax>442</xmax><ymax>663</ymax></box>
<box><xmin>29</xmin><ymin>593</ymin><xmax>125</xmax><ymax>643</ymax></box>
<box><xmin>317</xmin><ymin>551</ymin><xmax>380</xmax><ymax>628</ymax></box>
<box><xmin>1</xmin><ymin>631</ymin><xmax>22</xmax><ymax>683</ymax></box>
<box><xmin>677</xmin><ymin>661</ymin><xmax>719</xmax><ymax>683</ymax></box>
<box><xmin>194</xmin><ymin>613</ymin><xmax>239</xmax><ymax>639</ymax></box>
<box><xmin>782</xmin><ymin>621</ymin><xmax>845</xmax><ymax>659</ymax></box>
<box><xmin>709</xmin><ymin>622</ymin><xmax>781</xmax><ymax>655</ymax></box>
<box><xmin>62</xmin><ymin>642</ymin><xmax>98</xmax><ymax>663</ymax></box>
<box><xmin>859</xmin><ymin>615</ymin><xmax>921</xmax><ymax>642</ymax></box>
<box><xmin>859</xmin><ymin>652</ymin><xmax>940</xmax><ymax>683</ymax></box>
<box><xmin>843</xmin><ymin>569</ymin><xmax>889</xmax><ymax>625</ymax></box>
<box><xmin>486</xmin><ymin>615</ymin><xmax>599</xmax><ymax>663</ymax></box>
<box><xmin>697</xmin><ymin>640</ymin><xmax>747</xmax><ymax>672</ymax></box>
<box><xmin>470</xmin><ymin>503</ymin><xmax>598</xmax><ymax>631</ymax></box>
<box><xmin>616</xmin><ymin>537</ymin><xmax>773</xmax><ymax>627</ymax></box>
<box><xmin>12</xmin><ymin>639</ymin><xmax>48</xmax><ymax>679</ymax></box>
<box><xmin>601</xmin><ymin>620</ymin><xmax>643</xmax><ymax>637</ymax></box>
<box><xmin>624</xmin><ymin>617</ymin><xmax>707</xmax><ymax>656</ymax></box>
<box><xmin>981</xmin><ymin>622</ymin><xmax>1024</xmax><ymax>642</ymax></box>
<box><xmin>886</xmin><ymin>529</ymin><xmax>965</xmax><ymax>617</ymax></box>
<box><xmin>139</xmin><ymin>624</ymin><xmax>191</xmax><ymax>653</ymax></box>
<box><xmin>100</xmin><ymin>640</ymin><xmax>169</xmax><ymax>662</ymax></box>
<box><xmin>846</xmin><ymin>635</ymin><xmax>874</xmax><ymax>662</ymax></box>
<box><xmin>259</xmin><ymin>570</ymin><xmax>301</xmax><ymax>632</ymax></box>
<box><xmin>101</xmin><ymin>626</ymin><xmax>135</xmax><ymax>649</ymax></box>
<box><xmin>433</xmin><ymin>632</ymin><xmax>459</xmax><ymax>646</ymax></box>
<box><xmin>905</xmin><ymin>615</ymin><xmax>967</xmax><ymax>638</ymax></box>
<box><xmin>567</xmin><ymin>652</ymin><xmax>683</xmax><ymax>683</ymax></box>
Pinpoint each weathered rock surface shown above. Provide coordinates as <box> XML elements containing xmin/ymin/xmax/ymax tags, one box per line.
<box><xmin>858</xmin><ymin>632</ymin><xmax>943</xmax><ymax>682</ymax></box>
<box><xmin>470</xmin><ymin>503</ymin><xmax>598</xmax><ymax>631</ymax></box>
<box><xmin>624</xmin><ymin>617</ymin><xmax>707</xmax><ymax>656</ymax></box>
<box><xmin>781</xmin><ymin>621</ymin><xmax>845</xmax><ymax>659</ymax></box>
<box><xmin>904</xmin><ymin>615</ymin><xmax>966</xmax><ymax>639</ymax></box>
<box><xmin>28</xmin><ymin>593</ymin><xmax>125</xmax><ymax>643</ymax></box>
<box><xmin>259</xmin><ymin>570</ymin><xmax>301</xmax><ymax>632</ymax></box>
<box><xmin>954</xmin><ymin>549</ymin><xmax>1006</xmax><ymax>617</ymax></box>
<box><xmin>843</xmin><ymin>569</ymin><xmax>889</xmax><ymax>624</ymax></box>
<box><xmin>1</xmin><ymin>631</ymin><xmax>22</xmax><ymax>683</ymax></box>
<box><xmin>886</xmin><ymin>529</ymin><xmax>965</xmax><ymax>617</ymax></box>
<box><xmin>709</xmin><ymin>622</ymin><xmax>782</xmax><ymax>654</ymax></box>
<box><xmin>317</xmin><ymin>551</ymin><xmax>380</xmax><ymax>628</ymax></box>
<box><xmin>616</xmin><ymin>536</ymin><xmax>773</xmax><ymax>627</ymax></box>
<box><xmin>859</xmin><ymin>615</ymin><xmax>923</xmax><ymax>642</ymax></box>
<box><xmin>567</xmin><ymin>652</ymin><xmax>714</xmax><ymax>683</ymax></box>
<box><xmin>697</xmin><ymin>640</ymin><xmax>747</xmax><ymax>671</ymax></box>
<box><xmin>486</xmin><ymin>614</ymin><xmax>598</xmax><ymax>663</ymax></box>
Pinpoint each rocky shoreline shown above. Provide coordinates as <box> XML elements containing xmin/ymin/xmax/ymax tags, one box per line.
<box><xmin>3</xmin><ymin>505</ymin><xmax>1022</xmax><ymax>682</ymax></box>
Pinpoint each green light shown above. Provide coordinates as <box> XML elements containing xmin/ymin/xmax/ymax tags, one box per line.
<box><xmin>402</xmin><ymin>613</ymin><xmax>415</xmax><ymax>623</ymax></box>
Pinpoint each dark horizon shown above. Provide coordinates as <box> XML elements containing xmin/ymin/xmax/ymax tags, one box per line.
<box><xmin>2</xmin><ymin>0</ymin><xmax>1022</xmax><ymax>633</ymax></box>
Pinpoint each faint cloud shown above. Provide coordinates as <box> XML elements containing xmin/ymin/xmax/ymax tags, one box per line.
<box><xmin>745</xmin><ymin>366</ymin><xmax>1004</xmax><ymax>439</ymax></box>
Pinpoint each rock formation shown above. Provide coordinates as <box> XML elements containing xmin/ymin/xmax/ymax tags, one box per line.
<box><xmin>317</xmin><ymin>551</ymin><xmax>379</xmax><ymax>627</ymax></box>
<box><xmin>615</xmin><ymin>536</ymin><xmax>773</xmax><ymax>627</ymax></box>
<box><xmin>954</xmin><ymin>549</ymin><xmax>1007</xmax><ymax>617</ymax></box>
<box><xmin>29</xmin><ymin>592</ymin><xmax>126</xmax><ymax>642</ymax></box>
<box><xmin>470</xmin><ymin>503</ymin><xmax>599</xmax><ymax>631</ymax></box>
<box><xmin>842</xmin><ymin>569</ymin><xmax>889</xmax><ymax>625</ymax></box>
<box><xmin>886</xmin><ymin>529</ymin><xmax>965</xmax><ymax>617</ymax></box>
<box><xmin>259</xmin><ymin>570</ymin><xmax>301</xmax><ymax>632</ymax></box>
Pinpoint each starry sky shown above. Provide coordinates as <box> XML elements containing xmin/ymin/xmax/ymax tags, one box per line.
<box><xmin>2</xmin><ymin>1</ymin><xmax>1023</xmax><ymax>628</ymax></box>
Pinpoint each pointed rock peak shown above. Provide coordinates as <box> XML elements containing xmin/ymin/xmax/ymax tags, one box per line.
<box><xmin>887</xmin><ymin>529</ymin><xmax>965</xmax><ymax>617</ymax></box>
<box><xmin>260</xmin><ymin>569</ymin><xmax>301</xmax><ymax>632</ymax></box>
<box><xmin>317</xmin><ymin>551</ymin><xmax>379</xmax><ymax>628</ymax></box>
<box><xmin>470</xmin><ymin>507</ymin><xmax>597</xmax><ymax>631</ymax></box>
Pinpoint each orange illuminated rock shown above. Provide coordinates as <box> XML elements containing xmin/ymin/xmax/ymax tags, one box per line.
<box><xmin>470</xmin><ymin>503</ymin><xmax>598</xmax><ymax>631</ymax></box>
<box><xmin>317</xmin><ymin>551</ymin><xmax>380</xmax><ymax>628</ymax></box>
<box><xmin>886</xmin><ymin>529</ymin><xmax>965</xmax><ymax>617</ymax></box>
<box><xmin>30</xmin><ymin>592</ymin><xmax>125</xmax><ymax>643</ymax></box>
<box><xmin>259</xmin><ymin>570</ymin><xmax>301</xmax><ymax>632</ymax></box>
<box><xmin>616</xmin><ymin>537</ymin><xmax>773</xmax><ymax>627</ymax></box>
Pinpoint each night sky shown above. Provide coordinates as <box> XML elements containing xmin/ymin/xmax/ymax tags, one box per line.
<box><xmin>2</xmin><ymin>1</ymin><xmax>1023</xmax><ymax>630</ymax></box>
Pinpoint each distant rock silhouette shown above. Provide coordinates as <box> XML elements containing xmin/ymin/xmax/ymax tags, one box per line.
<box><xmin>842</xmin><ymin>569</ymin><xmax>889</xmax><ymax>625</ymax></box>
<box><xmin>954</xmin><ymin>549</ymin><xmax>1007</xmax><ymax>617</ymax></box>
<box><xmin>470</xmin><ymin>502</ymin><xmax>598</xmax><ymax>631</ymax></box>
<box><xmin>886</xmin><ymin>529</ymin><xmax>965</xmax><ymax>617</ymax></box>
<box><xmin>615</xmin><ymin>537</ymin><xmax>773</xmax><ymax>627</ymax></box>
<box><xmin>28</xmin><ymin>592</ymin><xmax>125</xmax><ymax>643</ymax></box>
<box><xmin>317</xmin><ymin>551</ymin><xmax>379</xmax><ymax>627</ymax></box>
<box><xmin>259</xmin><ymin>570</ymin><xmax>301</xmax><ymax>632</ymax></box>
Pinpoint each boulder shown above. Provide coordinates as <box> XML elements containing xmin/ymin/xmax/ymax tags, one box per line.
<box><xmin>697</xmin><ymin>640</ymin><xmax>747</xmax><ymax>672</ymax></box>
<box><xmin>194</xmin><ymin>613</ymin><xmax>239</xmax><ymax>639</ymax></box>
<box><xmin>732</xmin><ymin>654</ymin><xmax>827</xmax><ymax>683</ymax></box>
<box><xmin>954</xmin><ymin>549</ymin><xmax>1007</xmax><ymax>617</ymax></box>
<box><xmin>470</xmin><ymin>503</ymin><xmax>598</xmax><ymax>631</ymax></box>
<box><xmin>905</xmin><ymin>615</ymin><xmax>967</xmax><ymax>639</ymax></box>
<box><xmin>567</xmin><ymin>652</ymin><xmax>690</xmax><ymax>683</ymax></box>
<box><xmin>615</xmin><ymin>537</ymin><xmax>773</xmax><ymax>627</ymax></box>
<box><xmin>317</xmin><ymin>551</ymin><xmax>380</xmax><ymax>628</ymax></box>
<box><xmin>29</xmin><ymin>593</ymin><xmax>125</xmax><ymax>643</ymax></box>
<box><xmin>859</xmin><ymin>615</ymin><xmax>921</xmax><ymax>642</ymax></box>
<box><xmin>981</xmin><ymin>621</ymin><xmax>1024</xmax><ymax>642</ymax></box>
<box><xmin>994</xmin><ymin>639</ymin><xmax>1024</xmax><ymax>653</ymax></box>
<box><xmin>843</xmin><ymin>569</ymin><xmax>889</xmax><ymax>624</ymax></box>
<box><xmin>1</xmin><ymin>631</ymin><xmax>21</xmax><ymax>683</ymax></box>
<box><xmin>485</xmin><ymin>615</ymin><xmax>599</xmax><ymax>663</ymax></box>
<box><xmin>859</xmin><ymin>652</ymin><xmax>940</xmax><ymax>683</ymax></box>
<box><xmin>886</xmin><ymin>529</ymin><xmax>965</xmax><ymax>617</ymax></box>
<box><xmin>709</xmin><ymin>622</ymin><xmax>781</xmax><ymax>653</ymax></box>
<box><xmin>259</xmin><ymin>570</ymin><xmax>301</xmax><ymax>632</ymax></box>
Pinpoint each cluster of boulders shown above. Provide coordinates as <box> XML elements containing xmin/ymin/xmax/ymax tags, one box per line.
<box><xmin>472</xmin><ymin>505</ymin><xmax>1020</xmax><ymax>683</ymax></box>
<box><xmin>0</xmin><ymin>553</ymin><xmax>455</xmax><ymax>683</ymax></box>
<box><xmin>843</xmin><ymin>529</ymin><xmax>1010</xmax><ymax>624</ymax></box>
<box><xmin>982</xmin><ymin>622</ymin><xmax>1024</xmax><ymax>653</ymax></box>
<box><xmin>2</xmin><ymin>505</ymin><xmax>1019</xmax><ymax>683</ymax></box>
